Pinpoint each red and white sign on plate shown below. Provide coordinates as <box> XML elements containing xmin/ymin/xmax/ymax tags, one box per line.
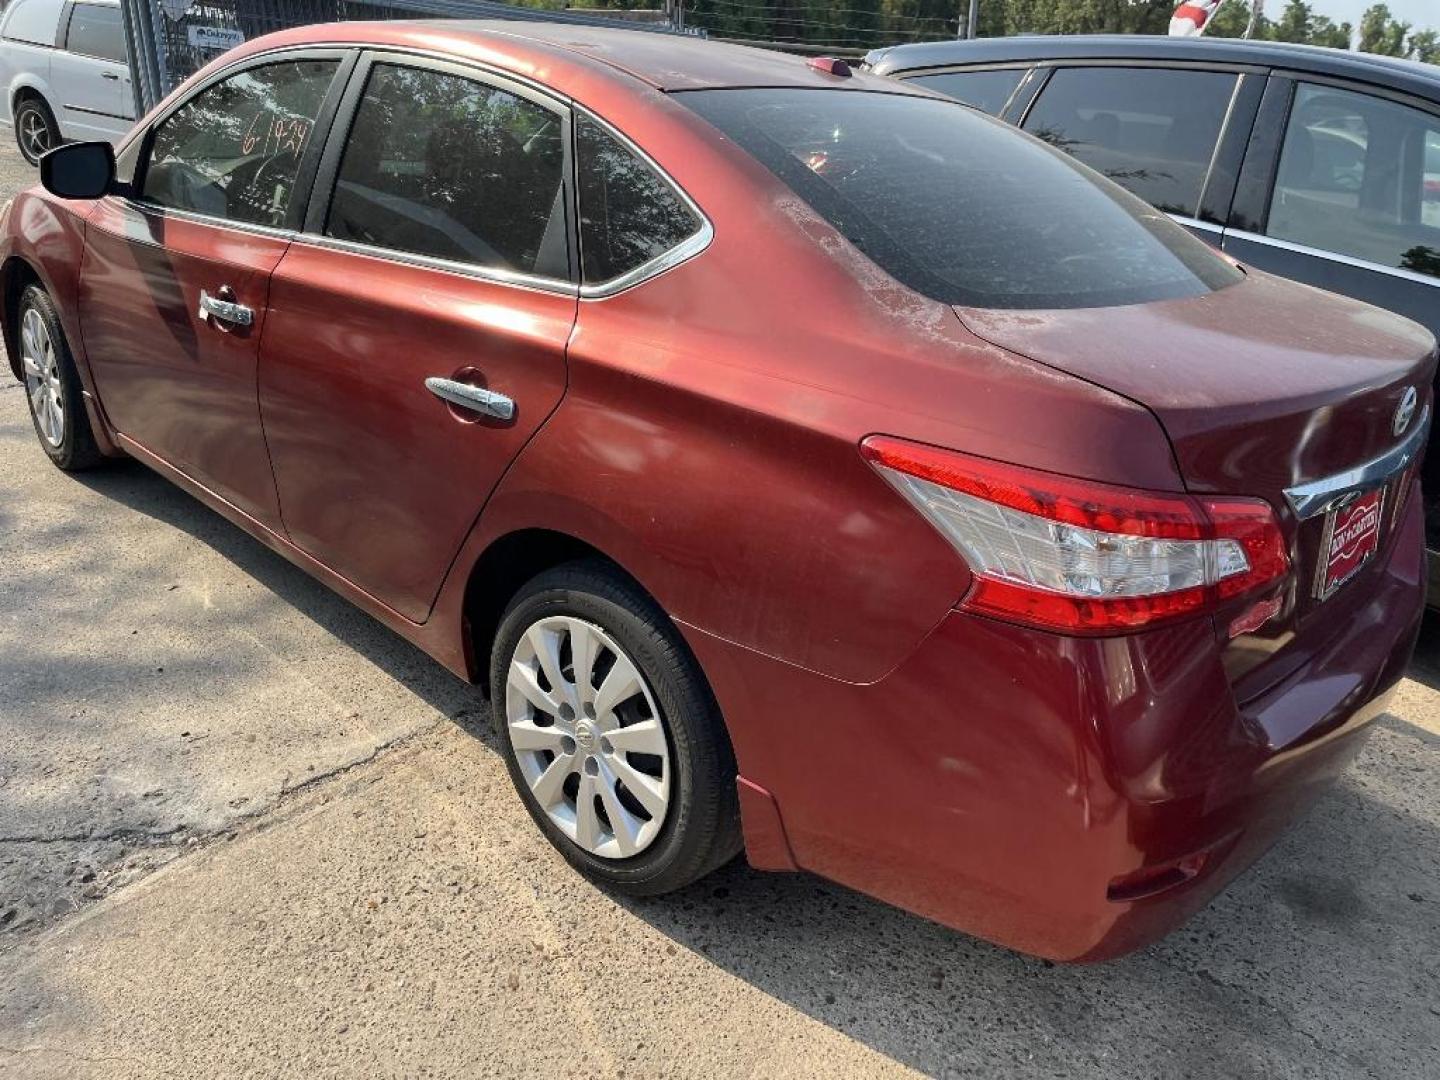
<box><xmin>1316</xmin><ymin>489</ymin><xmax>1384</xmax><ymax>600</ymax></box>
<box><xmin>1170</xmin><ymin>0</ymin><xmax>1227</xmax><ymax>36</ymax></box>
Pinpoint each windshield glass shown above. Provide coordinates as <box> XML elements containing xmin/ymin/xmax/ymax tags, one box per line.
<box><xmin>680</xmin><ymin>88</ymin><xmax>1243</xmax><ymax>310</ymax></box>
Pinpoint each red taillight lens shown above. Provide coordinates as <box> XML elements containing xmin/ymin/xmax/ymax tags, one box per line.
<box><xmin>861</xmin><ymin>436</ymin><xmax>1290</xmax><ymax>633</ymax></box>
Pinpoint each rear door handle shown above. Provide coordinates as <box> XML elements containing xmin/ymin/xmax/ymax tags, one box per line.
<box><xmin>198</xmin><ymin>288</ymin><xmax>253</xmax><ymax>328</ymax></box>
<box><xmin>100</xmin><ymin>72</ymin><xmax>121</xmax><ymax>81</ymax></box>
<box><xmin>425</xmin><ymin>377</ymin><xmax>515</xmax><ymax>421</ymax></box>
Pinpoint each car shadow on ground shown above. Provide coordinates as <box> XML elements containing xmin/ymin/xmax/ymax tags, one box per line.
<box><xmin>70</xmin><ymin>458</ymin><xmax>1440</xmax><ymax>1079</ymax></box>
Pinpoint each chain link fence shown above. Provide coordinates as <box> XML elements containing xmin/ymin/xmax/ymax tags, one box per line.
<box><xmin>119</xmin><ymin>0</ymin><xmax>681</xmax><ymax>113</ymax></box>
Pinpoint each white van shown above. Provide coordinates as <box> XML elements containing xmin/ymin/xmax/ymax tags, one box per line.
<box><xmin>0</xmin><ymin>0</ymin><xmax>134</xmax><ymax>163</ymax></box>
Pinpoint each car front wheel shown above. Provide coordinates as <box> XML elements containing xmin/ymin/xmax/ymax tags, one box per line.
<box><xmin>490</xmin><ymin>560</ymin><xmax>742</xmax><ymax>895</ymax></box>
<box><xmin>14</xmin><ymin>97</ymin><xmax>58</xmax><ymax>166</ymax></box>
<box><xmin>18</xmin><ymin>284</ymin><xmax>103</xmax><ymax>471</ymax></box>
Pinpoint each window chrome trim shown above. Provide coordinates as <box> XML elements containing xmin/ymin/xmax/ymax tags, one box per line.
<box><xmin>1226</xmin><ymin>229</ymin><xmax>1440</xmax><ymax>289</ymax></box>
<box><xmin>112</xmin><ymin>196</ymin><xmax>297</xmax><ymax>243</ymax></box>
<box><xmin>291</xmin><ymin>233</ymin><xmax>579</xmax><ymax>297</ymax></box>
<box><xmin>574</xmin><ymin>106</ymin><xmax>713</xmax><ymax>300</ymax></box>
<box><xmin>1167</xmin><ymin>213</ymin><xmax>1223</xmax><ymax>235</ymax></box>
<box><xmin>1284</xmin><ymin>403</ymin><xmax>1431</xmax><ymax>520</ymax></box>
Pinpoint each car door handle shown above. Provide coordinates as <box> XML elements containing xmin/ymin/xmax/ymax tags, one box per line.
<box><xmin>197</xmin><ymin>288</ymin><xmax>253</xmax><ymax>328</ymax></box>
<box><xmin>100</xmin><ymin>72</ymin><xmax>121</xmax><ymax>81</ymax></box>
<box><xmin>424</xmin><ymin>377</ymin><xmax>515</xmax><ymax>421</ymax></box>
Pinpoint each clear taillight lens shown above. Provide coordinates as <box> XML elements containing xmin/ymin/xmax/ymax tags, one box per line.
<box><xmin>861</xmin><ymin>436</ymin><xmax>1290</xmax><ymax>632</ymax></box>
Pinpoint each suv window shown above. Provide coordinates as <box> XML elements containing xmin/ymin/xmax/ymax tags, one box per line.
<box><xmin>142</xmin><ymin>59</ymin><xmax>337</xmax><ymax>228</ymax></box>
<box><xmin>1269</xmin><ymin>82</ymin><xmax>1440</xmax><ymax>281</ymax></box>
<box><xmin>575</xmin><ymin>113</ymin><xmax>700</xmax><ymax>285</ymax></box>
<box><xmin>683</xmin><ymin>88</ymin><xmax>1241</xmax><ymax>310</ymax></box>
<box><xmin>64</xmin><ymin>2</ymin><xmax>124</xmax><ymax>63</ymax></box>
<box><xmin>1022</xmin><ymin>66</ymin><xmax>1238</xmax><ymax>217</ymax></box>
<box><xmin>906</xmin><ymin>69</ymin><xmax>1025</xmax><ymax>116</ymax></box>
<box><xmin>326</xmin><ymin>64</ymin><xmax>569</xmax><ymax>279</ymax></box>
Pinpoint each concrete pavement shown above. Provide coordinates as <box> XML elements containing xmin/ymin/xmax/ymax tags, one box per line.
<box><xmin>0</xmin><ymin>142</ymin><xmax>1438</xmax><ymax>1079</ymax></box>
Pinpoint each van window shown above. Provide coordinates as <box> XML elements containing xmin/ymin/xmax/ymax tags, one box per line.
<box><xmin>683</xmin><ymin>88</ymin><xmax>1242</xmax><ymax>310</ymax></box>
<box><xmin>64</xmin><ymin>2</ymin><xmax>125</xmax><ymax>64</ymax></box>
<box><xmin>2</xmin><ymin>0</ymin><xmax>65</xmax><ymax>46</ymax></box>
<box><xmin>1270</xmin><ymin>82</ymin><xmax>1440</xmax><ymax>281</ymax></box>
<box><xmin>906</xmin><ymin>69</ymin><xmax>1025</xmax><ymax>116</ymax></box>
<box><xmin>1021</xmin><ymin>66</ymin><xmax>1238</xmax><ymax>217</ymax></box>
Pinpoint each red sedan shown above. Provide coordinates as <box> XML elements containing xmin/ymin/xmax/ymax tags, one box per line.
<box><xmin>4</xmin><ymin>21</ymin><xmax>1435</xmax><ymax>961</ymax></box>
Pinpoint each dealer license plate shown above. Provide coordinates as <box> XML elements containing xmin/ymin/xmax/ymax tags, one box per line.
<box><xmin>1314</xmin><ymin>488</ymin><xmax>1385</xmax><ymax>600</ymax></box>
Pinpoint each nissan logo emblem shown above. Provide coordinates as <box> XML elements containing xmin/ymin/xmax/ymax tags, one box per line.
<box><xmin>1394</xmin><ymin>387</ymin><xmax>1418</xmax><ymax>438</ymax></box>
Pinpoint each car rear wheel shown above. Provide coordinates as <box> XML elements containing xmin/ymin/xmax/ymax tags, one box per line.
<box><xmin>14</xmin><ymin>97</ymin><xmax>58</xmax><ymax>166</ymax></box>
<box><xmin>490</xmin><ymin>560</ymin><xmax>742</xmax><ymax>895</ymax></box>
<box><xmin>18</xmin><ymin>284</ymin><xmax>103</xmax><ymax>471</ymax></box>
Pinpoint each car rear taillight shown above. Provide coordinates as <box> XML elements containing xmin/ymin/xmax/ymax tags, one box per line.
<box><xmin>860</xmin><ymin>436</ymin><xmax>1289</xmax><ymax>633</ymax></box>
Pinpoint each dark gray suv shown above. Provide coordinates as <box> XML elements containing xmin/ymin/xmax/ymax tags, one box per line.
<box><xmin>866</xmin><ymin>35</ymin><xmax>1440</xmax><ymax>592</ymax></box>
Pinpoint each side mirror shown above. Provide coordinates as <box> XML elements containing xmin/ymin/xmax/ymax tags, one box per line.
<box><xmin>39</xmin><ymin>141</ymin><xmax>116</xmax><ymax>200</ymax></box>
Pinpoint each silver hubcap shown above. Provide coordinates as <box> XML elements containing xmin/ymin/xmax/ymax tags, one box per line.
<box><xmin>21</xmin><ymin>307</ymin><xmax>63</xmax><ymax>447</ymax></box>
<box><xmin>506</xmin><ymin>616</ymin><xmax>671</xmax><ymax>859</ymax></box>
<box><xmin>20</xmin><ymin>110</ymin><xmax>49</xmax><ymax>160</ymax></box>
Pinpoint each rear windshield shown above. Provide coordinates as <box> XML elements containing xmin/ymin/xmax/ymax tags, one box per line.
<box><xmin>680</xmin><ymin>88</ymin><xmax>1243</xmax><ymax>310</ymax></box>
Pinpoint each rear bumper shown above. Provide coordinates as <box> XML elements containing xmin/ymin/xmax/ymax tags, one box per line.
<box><xmin>694</xmin><ymin>483</ymin><xmax>1425</xmax><ymax>962</ymax></box>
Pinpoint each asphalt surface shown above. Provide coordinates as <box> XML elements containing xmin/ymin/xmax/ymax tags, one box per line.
<box><xmin>0</xmin><ymin>139</ymin><xmax>1438</xmax><ymax>1079</ymax></box>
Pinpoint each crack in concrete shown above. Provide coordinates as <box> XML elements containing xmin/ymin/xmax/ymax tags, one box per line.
<box><xmin>0</xmin><ymin>825</ymin><xmax>185</xmax><ymax>845</ymax></box>
<box><xmin>0</xmin><ymin>1043</ymin><xmax>143</xmax><ymax>1067</ymax></box>
<box><xmin>0</xmin><ymin>717</ymin><xmax>451</xmax><ymax>948</ymax></box>
<box><xmin>1174</xmin><ymin>961</ymin><xmax>1379</xmax><ymax>1079</ymax></box>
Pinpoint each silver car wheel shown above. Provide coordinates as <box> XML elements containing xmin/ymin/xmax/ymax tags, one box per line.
<box><xmin>21</xmin><ymin>306</ymin><xmax>64</xmax><ymax>447</ymax></box>
<box><xmin>506</xmin><ymin>615</ymin><xmax>672</xmax><ymax>859</ymax></box>
<box><xmin>19</xmin><ymin>108</ymin><xmax>50</xmax><ymax>161</ymax></box>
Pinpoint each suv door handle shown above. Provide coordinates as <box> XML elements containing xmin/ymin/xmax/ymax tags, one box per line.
<box><xmin>198</xmin><ymin>288</ymin><xmax>253</xmax><ymax>328</ymax></box>
<box><xmin>100</xmin><ymin>72</ymin><xmax>121</xmax><ymax>81</ymax></box>
<box><xmin>424</xmin><ymin>377</ymin><xmax>515</xmax><ymax>421</ymax></box>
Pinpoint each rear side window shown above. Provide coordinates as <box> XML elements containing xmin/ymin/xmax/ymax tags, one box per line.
<box><xmin>575</xmin><ymin>113</ymin><xmax>701</xmax><ymax>285</ymax></box>
<box><xmin>1021</xmin><ymin>66</ymin><xmax>1237</xmax><ymax>217</ymax></box>
<box><xmin>2</xmin><ymin>0</ymin><xmax>64</xmax><ymax>46</ymax></box>
<box><xmin>1269</xmin><ymin>82</ymin><xmax>1440</xmax><ymax>281</ymax></box>
<box><xmin>682</xmin><ymin>88</ymin><xmax>1242</xmax><ymax>310</ymax></box>
<box><xmin>64</xmin><ymin>2</ymin><xmax>125</xmax><ymax>63</ymax></box>
<box><xmin>142</xmin><ymin>59</ymin><xmax>337</xmax><ymax>228</ymax></box>
<box><xmin>906</xmin><ymin>69</ymin><xmax>1025</xmax><ymax>116</ymax></box>
<box><xmin>326</xmin><ymin>64</ymin><xmax>569</xmax><ymax>279</ymax></box>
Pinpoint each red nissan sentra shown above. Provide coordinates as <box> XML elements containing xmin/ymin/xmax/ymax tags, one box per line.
<box><xmin>4</xmin><ymin>21</ymin><xmax>1434</xmax><ymax>961</ymax></box>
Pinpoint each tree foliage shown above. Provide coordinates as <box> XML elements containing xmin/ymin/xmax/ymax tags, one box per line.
<box><xmin>607</xmin><ymin>0</ymin><xmax>1440</xmax><ymax>61</ymax></box>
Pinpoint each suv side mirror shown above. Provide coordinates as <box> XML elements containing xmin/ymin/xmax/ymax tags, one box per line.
<box><xmin>39</xmin><ymin>141</ymin><xmax>116</xmax><ymax>200</ymax></box>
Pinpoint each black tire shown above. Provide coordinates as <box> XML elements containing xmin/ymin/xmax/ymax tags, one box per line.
<box><xmin>490</xmin><ymin>559</ymin><xmax>742</xmax><ymax>895</ymax></box>
<box><xmin>17</xmin><ymin>284</ymin><xmax>104</xmax><ymax>472</ymax></box>
<box><xmin>13</xmin><ymin>95</ymin><xmax>59</xmax><ymax>166</ymax></box>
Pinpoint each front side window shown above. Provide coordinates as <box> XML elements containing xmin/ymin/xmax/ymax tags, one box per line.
<box><xmin>142</xmin><ymin>59</ymin><xmax>337</xmax><ymax>228</ymax></box>
<box><xmin>1022</xmin><ymin>66</ymin><xmax>1238</xmax><ymax>217</ymax></box>
<box><xmin>1269</xmin><ymin>82</ymin><xmax>1440</xmax><ymax>281</ymax></box>
<box><xmin>906</xmin><ymin>68</ymin><xmax>1026</xmax><ymax>116</ymax></box>
<box><xmin>325</xmin><ymin>64</ymin><xmax>568</xmax><ymax>278</ymax></box>
<box><xmin>682</xmin><ymin>88</ymin><xmax>1241</xmax><ymax>310</ymax></box>
<box><xmin>65</xmin><ymin>3</ymin><xmax>125</xmax><ymax>63</ymax></box>
<box><xmin>575</xmin><ymin>113</ymin><xmax>701</xmax><ymax>285</ymax></box>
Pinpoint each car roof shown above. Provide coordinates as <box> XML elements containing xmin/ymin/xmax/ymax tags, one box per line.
<box><xmin>229</xmin><ymin>19</ymin><xmax>903</xmax><ymax>94</ymax></box>
<box><xmin>865</xmin><ymin>34</ymin><xmax>1440</xmax><ymax>101</ymax></box>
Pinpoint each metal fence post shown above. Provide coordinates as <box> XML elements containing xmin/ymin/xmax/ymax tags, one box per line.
<box><xmin>119</xmin><ymin>0</ymin><xmax>167</xmax><ymax>115</ymax></box>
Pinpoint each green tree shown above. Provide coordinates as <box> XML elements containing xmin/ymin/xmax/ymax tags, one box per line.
<box><xmin>1358</xmin><ymin>4</ymin><xmax>1410</xmax><ymax>55</ymax></box>
<box><xmin>1408</xmin><ymin>28</ymin><xmax>1440</xmax><ymax>63</ymax></box>
<box><xmin>1208</xmin><ymin>1</ymin><xmax>1269</xmax><ymax>39</ymax></box>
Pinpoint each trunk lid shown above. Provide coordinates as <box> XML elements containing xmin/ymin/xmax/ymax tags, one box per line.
<box><xmin>955</xmin><ymin>270</ymin><xmax>1437</xmax><ymax>696</ymax></box>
